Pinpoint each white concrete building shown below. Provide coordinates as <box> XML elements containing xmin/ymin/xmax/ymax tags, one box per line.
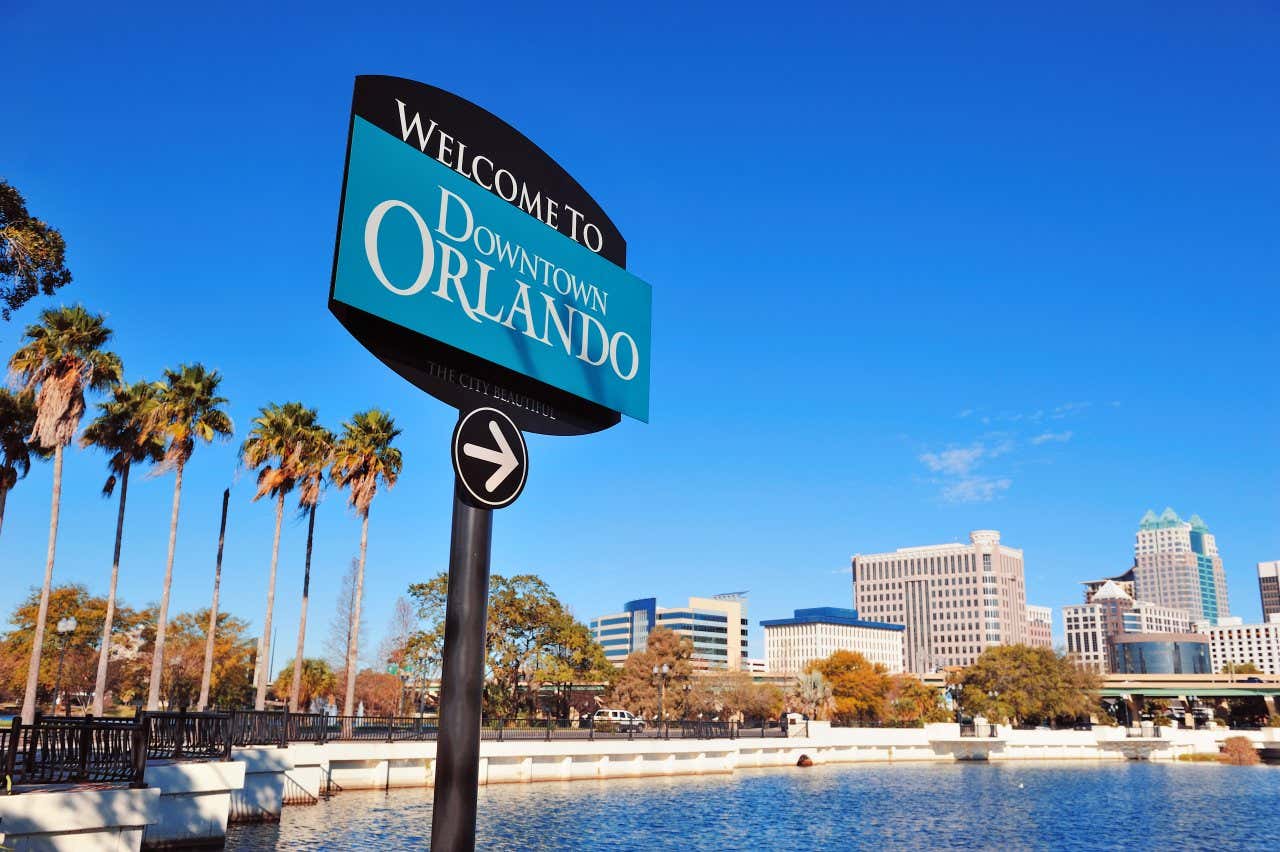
<box><xmin>1198</xmin><ymin>614</ymin><xmax>1280</xmax><ymax>675</ymax></box>
<box><xmin>761</xmin><ymin>607</ymin><xmax>904</xmax><ymax>675</ymax></box>
<box><xmin>851</xmin><ymin>530</ymin><xmax>1028</xmax><ymax>673</ymax></box>
<box><xmin>1064</xmin><ymin>580</ymin><xmax>1194</xmax><ymax>673</ymax></box>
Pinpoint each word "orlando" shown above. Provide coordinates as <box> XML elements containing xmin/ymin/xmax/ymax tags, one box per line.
<box><xmin>362</xmin><ymin>188</ymin><xmax>641</xmax><ymax>382</ymax></box>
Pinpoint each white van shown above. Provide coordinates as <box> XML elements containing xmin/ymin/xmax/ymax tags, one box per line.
<box><xmin>591</xmin><ymin>708</ymin><xmax>646</xmax><ymax>732</ymax></box>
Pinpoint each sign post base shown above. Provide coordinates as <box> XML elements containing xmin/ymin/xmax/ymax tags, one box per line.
<box><xmin>430</xmin><ymin>485</ymin><xmax>493</xmax><ymax>852</ymax></box>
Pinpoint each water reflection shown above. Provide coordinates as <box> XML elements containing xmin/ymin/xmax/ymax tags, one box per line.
<box><xmin>228</xmin><ymin>762</ymin><xmax>1280</xmax><ymax>850</ymax></box>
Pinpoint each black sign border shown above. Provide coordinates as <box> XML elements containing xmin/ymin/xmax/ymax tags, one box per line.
<box><xmin>328</xmin><ymin>76</ymin><xmax>629</xmax><ymax>436</ymax></box>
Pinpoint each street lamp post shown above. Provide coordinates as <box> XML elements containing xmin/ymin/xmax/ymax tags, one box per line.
<box><xmin>682</xmin><ymin>682</ymin><xmax>692</xmax><ymax>719</ymax></box>
<box><xmin>53</xmin><ymin>616</ymin><xmax>78</xmax><ymax>717</ymax></box>
<box><xmin>652</xmin><ymin>663</ymin><xmax>670</xmax><ymax>727</ymax></box>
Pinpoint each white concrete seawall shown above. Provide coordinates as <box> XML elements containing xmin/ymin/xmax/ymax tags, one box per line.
<box><xmin>1</xmin><ymin>724</ymin><xmax>1274</xmax><ymax>849</ymax></box>
<box><xmin>241</xmin><ymin>722</ymin><xmax>1280</xmax><ymax>815</ymax></box>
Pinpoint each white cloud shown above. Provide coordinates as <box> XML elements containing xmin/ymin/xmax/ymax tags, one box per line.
<box><xmin>919</xmin><ymin>446</ymin><xmax>985</xmax><ymax>476</ymax></box>
<box><xmin>942</xmin><ymin>476</ymin><xmax>1012</xmax><ymax>503</ymax></box>
<box><xmin>1030</xmin><ymin>430</ymin><xmax>1073</xmax><ymax>445</ymax></box>
<box><xmin>1051</xmin><ymin>401</ymin><xmax>1092</xmax><ymax>419</ymax></box>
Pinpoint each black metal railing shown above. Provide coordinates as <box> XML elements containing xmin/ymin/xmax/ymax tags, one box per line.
<box><xmin>959</xmin><ymin>722</ymin><xmax>998</xmax><ymax>738</ymax></box>
<box><xmin>143</xmin><ymin>710</ymin><xmax>233</xmax><ymax>761</ymax></box>
<box><xmin>2</xmin><ymin>714</ymin><xmax>147</xmax><ymax>790</ymax></box>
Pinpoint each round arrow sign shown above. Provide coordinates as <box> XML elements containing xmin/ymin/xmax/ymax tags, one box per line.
<box><xmin>451</xmin><ymin>407</ymin><xmax>528</xmax><ymax>509</ymax></box>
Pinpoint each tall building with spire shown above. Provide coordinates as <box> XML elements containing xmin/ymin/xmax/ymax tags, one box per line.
<box><xmin>1133</xmin><ymin>508</ymin><xmax>1229</xmax><ymax>624</ymax></box>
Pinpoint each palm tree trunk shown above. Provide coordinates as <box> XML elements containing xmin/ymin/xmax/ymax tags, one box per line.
<box><xmin>289</xmin><ymin>503</ymin><xmax>317</xmax><ymax>712</ymax></box>
<box><xmin>198</xmin><ymin>489</ymin><xmax>230</xmax><ymax>711</ymax></box>
<box><xmin>343</xmin><ymin>510</ymin><xmax>370</xmax><ymax>715</ymax></box>
<box><xmin>254</xmin><ymin>491</ymin><xmax>286</xmax><ymax>710</ymax></box>
<box><xmin>147</xmin><ymin>461</ymin><xmax>184</xmax><ymax>710</ymax></box>
<box><xmin>0</xmin><ymin>484</ymin><xmax>8</xmax><ymax>540</ymax></box>
<box><xmin>92</xmin><ymin>464</ymin><xmax>129</xmax><ymax>716</ymax></box>
<box><xmin>21</xmin><ymin>444</ymin><xmax>63</xmax><ymax>725</ymax></box>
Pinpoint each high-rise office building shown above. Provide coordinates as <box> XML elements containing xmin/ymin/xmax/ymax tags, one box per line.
<box><xmin>851</xmin><ymin>530</ymin><xmax>1028</xmax><ymax>674</ymax></box>
<box><xmin>1063</xmin><ymin>579</ymin><xmax>1193</xmax><ymax>672</ymax></box>
<box><xmin>1026</xmin><ymin>605</ymin><xmax>1053</xmax><ymax>649</ymax></box>
<box><xmin>589</xmin><ymin>594</ymin><xmax>749</xmax><ymax>670</ymax></box>
<box><xmin>761</xmin><ymin>607</ymin><xmax>904</xmax><ymax>675</ymax></box>
<box><xmin>1258</xmin><ymin>562</ymin><xmax>1280</xmax><ymax>621</ymax></box>
<box><xmin>1133</xmin><ymin>508</ymin><xmax>1229</xmax><ymax>624</ymax></box>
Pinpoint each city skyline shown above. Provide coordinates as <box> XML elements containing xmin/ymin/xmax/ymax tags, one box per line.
<box><xmin>2</xmin><ymin>3</ymin><xmax>1277</xmax><ymax>668</ymax></box>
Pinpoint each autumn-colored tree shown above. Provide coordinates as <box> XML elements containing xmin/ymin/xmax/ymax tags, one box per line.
<box><xmin>807</xmin><ymin>650</ymin><xmax>892</xmax><ymax>725</ymax></box>
<box><xmin>272</xmin><ymin>659</ymin><xmax>336</xmax><ymax>712</ymax></box>
<box><xmin>352</xmin><ymin>669</ymin><xmax>402</xmax><ymax>715</ymax></box>
<box><xmin>685</xmin><ymin>671</ymin><xmax>784</xmax><ymax>722</ymax></box>
<box><xmin>0</xmin><ymin>180</ymin><xmax>73</xmax><ymax>319</ymax></box>
<box><xmin>954</xmin><ymin>644</ymin><xmax>1100</xmax><ymax>726</ymax></box>
<box><xmin>160</xmin><ymin>609</ymin><xmax>256</xmax><ymax>710</ymax></box>
<box><xmin>886</xmin><ymin>675</ymin><xmax>949</xmax><ymax>726</ymax></box>
<box><xmin>0</xmin><ymin>584</ymin><xmax>145</xmax><ymax>710</ymax></box>
<box><xmin>605</xmin><ymin>628</ymin><xmax>695</xmax><ymax>718</ymax></box>
<box><xmin>1222</xmin><ymin>662</ymin><xmax>1263</xmax><ymax>676</ymax></box>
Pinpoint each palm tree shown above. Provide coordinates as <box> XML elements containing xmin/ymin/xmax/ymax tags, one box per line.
<box><xmin>288</xmin><ymin>421</ymin><xmax>334</xmax><ymax>712</ymax></box>
<box><xmin>331</xmin><ymin>410</ymin><xmax>402</xmax><ymax>715</ymax></box>
<box><xmin>80</xmin><ymin>381</ymin><xmax>164</xmax><ymax>715</ymax></box>
<box><xmin>8</xmin><ymin>306</ymin><xmax>121</xmax><ymax>723</ymax></box>
<box><xmin>145</xmin><ymin>364</ymin><xmax>233</xmax><ymax>710</ymax></box>
<box><xmin>241</xmin><ymin>402</ymin><xmax>318</xmax><ymax>710</ymax></box>
<box><xmin>0</xmin><ymin>388</ymin><xmax>43</xmax><ymax>540</ymax></box>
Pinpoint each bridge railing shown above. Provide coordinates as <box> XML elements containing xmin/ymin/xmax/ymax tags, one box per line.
<box><xmin>2</xmin><ymin>714</ymin><xmax>147</xmax><ymax>789</ymax></box>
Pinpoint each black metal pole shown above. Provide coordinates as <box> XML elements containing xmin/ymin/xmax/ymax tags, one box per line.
<box><xmin>430</xmin><ymin>485</ymin><xmax>493</xmax><ymax>852</ymax></box>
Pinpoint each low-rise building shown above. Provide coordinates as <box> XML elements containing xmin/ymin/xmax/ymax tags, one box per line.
<box><xmin>761</xmin><ymin>607</ymin><xmax>904</xmax><ymax>675</ymax></box>
<box><xmin>1198</xmin><ymin>614</ymin><xmax>1280</xmax><ymax>675</ymax></box>
<box><xmin>589</xmin><ymin>594</ymin><xmax>750</xmax><ymax>671</ymax></box>
<box><xmin>1027</xmin><ymin>605</ymin><xmax>1053</xmax><ymax>649</ymax></box>
<box><xmin>1111</xmin><ymin>633</ymin><xmax>1212</xmax><ymax>674</ymax></box>
<box><xmin>1064</xmin><ymin>580</ymin><xmax>1193</xmax><ymax>672</ymax></box>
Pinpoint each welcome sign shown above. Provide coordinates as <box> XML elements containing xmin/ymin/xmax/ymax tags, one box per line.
<box><xmin>329</xmin><ymin>76</ymin><xmax>651</xmax><ymax>434</ymax></box>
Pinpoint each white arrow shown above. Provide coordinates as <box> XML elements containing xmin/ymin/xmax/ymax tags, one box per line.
<box><xmin>463</xmin><ymin>419</ymin><xmax>519</xmax><ymax>493</ymax></box>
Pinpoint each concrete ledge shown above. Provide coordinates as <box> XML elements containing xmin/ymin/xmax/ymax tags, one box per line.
<box><xmin>0</xmin><ymin>787</ymin><xmax>159</xmax><ymax>851</ymax></box>
<box><xmin>141</xmin><ymin>761</ymin><xmax>245</xmax><ymax>850</ymax></box>
<box><xmin>230</xmin><ymin>748</ymin><xmax>295</xmax><ymax>824</ymax></box>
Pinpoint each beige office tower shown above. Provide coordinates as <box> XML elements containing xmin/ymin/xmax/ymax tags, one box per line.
<box><xmin>1258</xmin><ymin>562</ymin><xmax>1280</xmax><ymax>620</ymax></box>
<box><xmin>1133</xmin><ymin>508</ymin><xmax>1229</xmax><ymax>624</ymax></box>
<box><xmin>851</xmin><ymin>530</ymin><xmax>1028</xmax><ymax>674</ymax></box>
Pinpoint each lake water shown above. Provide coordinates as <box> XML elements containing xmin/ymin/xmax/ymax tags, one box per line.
<box><xmin>227</xmin><ymin>762</ymin><xmax>1280</xmax><ymax>850</ymax></box>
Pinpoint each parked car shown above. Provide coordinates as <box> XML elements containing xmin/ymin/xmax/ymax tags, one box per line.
<box><xmin>591</xmin><ymin>709</ymin><xmax>646</xmax><ymax>732</ymax></box>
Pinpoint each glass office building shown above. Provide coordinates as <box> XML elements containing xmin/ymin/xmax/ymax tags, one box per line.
<box><xmin>1110</xmin><ymin>633</ymin><xmax>1211</xmax><ymax>674</ymax></box>
<box><xmin>589</xmin><ymin>594</ymin><xmax>750</xmax><ymax>670</ymax></box>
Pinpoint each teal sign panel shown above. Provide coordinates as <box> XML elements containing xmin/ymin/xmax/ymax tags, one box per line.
<box><xmin>332</xmin><ymin>117</ymin><xmax>651</xmax><ymax>423</ymax></box>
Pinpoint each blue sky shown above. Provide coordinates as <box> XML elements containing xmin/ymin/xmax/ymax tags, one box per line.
<box><xmin>2</xmin><ymin>2</ymin><xmax>1276</xmax><ymax>668</ymax></box>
